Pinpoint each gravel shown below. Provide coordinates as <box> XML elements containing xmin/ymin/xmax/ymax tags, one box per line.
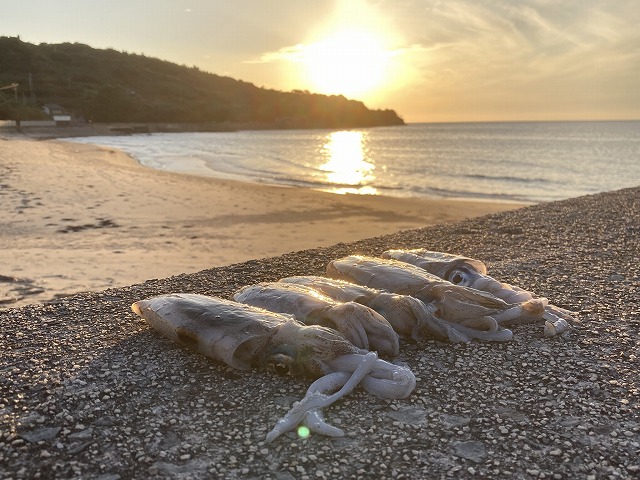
<box><xmin>1</xmin><ymin>186</ymin><xmax>639</xmax><ymax>479</ymax></box>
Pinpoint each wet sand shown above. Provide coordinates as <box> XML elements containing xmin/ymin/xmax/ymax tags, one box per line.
<box><xmin>0</xmin><ymin>136</ymin><xmax>524</xmax><ymax>308</ymax></box>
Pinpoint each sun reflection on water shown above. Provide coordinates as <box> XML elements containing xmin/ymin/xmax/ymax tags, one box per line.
<box><xmin>319</xmin><ymin>131</ymin><xmax>377</xmax><ymax>195</ymax></box>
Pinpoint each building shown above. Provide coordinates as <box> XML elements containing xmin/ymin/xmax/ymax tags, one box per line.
<box><xmin>42</xmin><ymin>103</ymin><xmax>72</xmax><ymax>125</ymax></box>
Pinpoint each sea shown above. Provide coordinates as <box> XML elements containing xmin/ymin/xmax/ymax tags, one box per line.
<box><xmin>66</xmin><ymin>121</ymin><xmax>640</xmax><ymax>204</ymax></box>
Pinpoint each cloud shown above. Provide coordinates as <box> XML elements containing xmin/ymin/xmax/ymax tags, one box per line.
<box><xmin>395</xmin><ymin>1</ymin><xmax>638</xmax><ymax>85</ymax></box>
<box><xmin>244</xmin><ymin>44</ymin><xmax>307</xmax><ymax>64</ymax></box>
<box><xmin>237</xmin><ymin>0</ymin><xmax>638</xmax><ymax>119</ymax></box>
<box><xmin>368</xmin><ymin>0</ymin><xmax>640</xmax><ymax>120</ymax></box>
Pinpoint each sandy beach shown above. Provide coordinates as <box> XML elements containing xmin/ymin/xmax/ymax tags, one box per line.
<box><xmin>0</xmin><ymin>135</ymin><xmax>524</xmax><ymax>308</ymax></box>
<box><xmin>1</xmin><ymin>185</ymin><xmax>638</xmax><ymax>479</ymax></box>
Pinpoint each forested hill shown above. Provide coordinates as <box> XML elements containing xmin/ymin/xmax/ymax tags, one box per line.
<box><xmin>0</xmin><ymin>37</ymin><xmax>404</xmax><ymax>128</ymax></box>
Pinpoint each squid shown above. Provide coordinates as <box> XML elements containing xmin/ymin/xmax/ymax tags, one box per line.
<box><xmin>131</xmin><ymin>293</ymin><xmax>415</xmax><ymax>442</ymax></box>
<box><xmin>233</xmin><ymin>282</ymin><xmax>399</xmax><ymax>356</ymax></box>
<box><xmin>327</xmin><ymin>256</ymin><xmax>548</xmax><ymax>341</ymax></box>
<box><xmin>278</xmin><ymin>275</ymin><xmax>500</xmax><ymax>343</ymax></box>
<box><xmin>381</xmin><ymin>249</ymin><xmax>575</xmax><ymax>336</ymax></box>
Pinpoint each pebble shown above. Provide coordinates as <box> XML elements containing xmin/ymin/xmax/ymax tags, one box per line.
<box><xmin>453</xmin><ymin>441</ymin><xmax>486</xmax><ymax>463</ymax></box>
<box><xmin>20</xmin><ymin>427</ymin><xmax>61</xmax><ymax>443</ymax></box>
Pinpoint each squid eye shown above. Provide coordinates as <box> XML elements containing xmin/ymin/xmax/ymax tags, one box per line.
<box><xmin>267</xmin><ymin>353</ymin><xmax>294</xmax><ymax>376</ymax></box>
<box><xmin>449</xmin><ymin>268</ymin><xmax>472</xmax><ymax>286</ymax></box>
<box><xmin>273</xmin><ymin>362</ymin><xmax>289</xmax><ymax>375</ymax></box>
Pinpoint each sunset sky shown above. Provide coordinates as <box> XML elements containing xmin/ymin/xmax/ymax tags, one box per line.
<box><xmin>3</xmin><ymin>0</ymin><xmax>639</xmax><ymax>123</ymax></box>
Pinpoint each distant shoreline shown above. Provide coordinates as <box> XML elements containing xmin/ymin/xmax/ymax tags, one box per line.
<box><xmin>1</xmin><ymin>119</ymin><xmax>406</xmax><ymax>140</ymax></box>
<box><xmin>5</xmin><ymin>118</ymin><xmax>639</xmax><ymax>142</ymax></box>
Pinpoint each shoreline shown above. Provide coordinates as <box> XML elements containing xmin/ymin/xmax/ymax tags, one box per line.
<box><xmin>8</xmin><ymin>122</ymin><xmax>543</xmax><ymax>205</ymax></box>
<box><xmin>1</xmin><ymin>186</ymin><xmax>638</xmax><ymax>478</ymax></box>
<box><xmin>0</xmin><ymin>119</ymin><xmax>402</xmax><ymax>141</ymax></box>
<box><xmin>0</xmin><ymin>136</ymin><xmax>526</xmax><ymax>308</ymax></box>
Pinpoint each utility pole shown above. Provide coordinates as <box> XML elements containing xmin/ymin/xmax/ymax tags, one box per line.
<box><xmin>29</xmin><ymin>73</ymin><xmax>35</xmax><ymax>104</ymax></box>
<box><xmin>0</xmin><ymin>83</ymin><xmax>19</xmax><ymax>102</ymax></box>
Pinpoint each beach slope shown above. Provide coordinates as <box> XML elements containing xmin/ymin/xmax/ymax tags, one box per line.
<box><xmin>1</xmin><ymin>186</ymin><xmax>638</xmax><ymax>479</ymax></box>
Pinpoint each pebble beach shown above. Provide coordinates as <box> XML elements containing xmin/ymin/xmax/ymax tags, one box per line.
<box><xmin>1</xmin><ymin>185</ymin><xmax>638</xmax><ymax>479</ymax></box>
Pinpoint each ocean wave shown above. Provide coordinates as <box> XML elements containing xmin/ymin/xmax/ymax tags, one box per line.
<box><xmin>411</xmin><ymin>185</ymin><xmax>536</xmax><ymax>203</ymax></box>
<box><xmin>463</xmin><ymin>173</ymin><xmax>549</xmax><ymax>184</ymax></box>
<box><xmin>65</xmin><ymin>121</ymin><xmax>640</xmax><ymax>204</ymax></box>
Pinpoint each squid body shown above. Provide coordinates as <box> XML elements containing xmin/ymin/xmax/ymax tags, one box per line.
<box><xmin>381</xmin><ymin>249</ymin><xmax>575</xmax><ymax>336</ymax></box>
<box><xmin>326</xmin><ymin>255</ymin><xmax>549</xmax><ymax>341</ymax></box>
<box><xmin>131</xmin><ymin>293</ymin><xmax>415</xmax><ymax>442</ymax></box>
<box><xmin>277</xmin><ymin>275</ymin><xmax>504</xmax><ymax>343</ymax></box>
<box><xmin>233</xmin><ymin>282</ymin><xmax>400</xmax><ymax>356</ymax></box>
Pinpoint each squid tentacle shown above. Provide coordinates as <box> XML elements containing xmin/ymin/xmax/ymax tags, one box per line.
<box><xmin>324</xmin><ymin>303</ymin><xmax>400</xmax><ymax>356</ymax></box>
<box><xmin>543</xmin><ymin>309</ymin><xmax>572</xmax><ymax>336</ymax></box>
<box><xmin>322</xmin><ymin>305</ymin><xmax>371</xmax><ymax>351</ymax></box>
<box><xmin>366</xmin><ymin>292</ymin><xmax>423</xmax><ymax>338</ymax></box>
<box><xmin>326</xmin><ymin>353</ymin><xmax>416</xmax><ymax>399</ymax></box>
<box><xmin>265</xmin><ymin>352</ymin><xmax>379</xmax><ymax>443</ymax></box>
<box><xmin>303</xmin><ymin>409</ymin><xmax>345</xmax><ymax>437</ymax></box>
<box><xmin>491</xmin><ymin>297</ymin><xmax>548</xmax><ymax>325</ymax></box>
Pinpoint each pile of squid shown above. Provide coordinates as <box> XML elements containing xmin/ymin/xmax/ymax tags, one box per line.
<box><xmin>131</xmin><ymin>249</ymin><xmax>576</xmax><ymax>442</ymax></box>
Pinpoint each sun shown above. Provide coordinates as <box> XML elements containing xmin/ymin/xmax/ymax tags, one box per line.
<box><xmin>302</xmin><ymin>29</ymin><xmax>393</xmax><ymax>99</ymax></box>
